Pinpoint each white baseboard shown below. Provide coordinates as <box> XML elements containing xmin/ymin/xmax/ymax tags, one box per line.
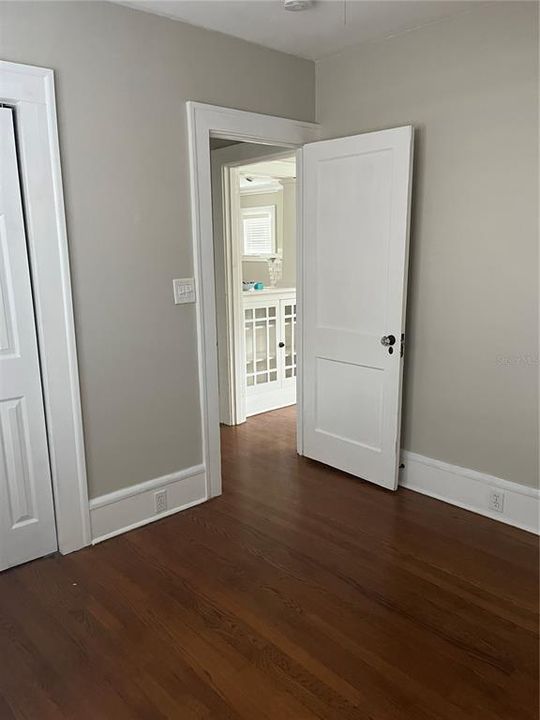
<box><xmin>88</xmin><ymin>453</ymin><xmax>538</xmax><ymax>543</ymax></box>
<box><xmin>89</xmin><ymin>465</ymin><xmax>207</xmax><ymax>544</ymax></box>
<box><xmin>400</xmin><ymin>451</ymin><xmax>539</xmax><ymax>534</ymax></box>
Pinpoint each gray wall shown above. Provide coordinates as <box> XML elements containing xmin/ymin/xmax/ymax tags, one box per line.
<box><xmin>317</xmin><ymin>1</ymin><xmax>539</xmax><ymax>487</ymax></box>
<box><xmin>241</xmin><ymin>190</ymin><xmax>284</xmax><ymax>287</ymax></box>
<box><xmin>2</xmin><ymin>1</ymin><xmax>535</xmax><ymax>497</ymax></box>
<box><xmin>280</xmin><ymin>180</ymin><xmax>296</xmax><ymax>288</ymax></box>
<box><xmin>241</xmin><ymin>182</ymin><xmax>296</xmax><ymax>289</ymax></box>
<box><xmin>0</xmin><ymin>1</ymin><xmax>315</xmax><ymax>498</ymax></box>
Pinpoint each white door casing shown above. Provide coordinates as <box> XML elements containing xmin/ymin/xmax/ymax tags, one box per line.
<box><xmin>302</xmin><ymin>126</ymin><xmax>414</xmax><ymax>490</ymax></box>
<box><xmin>187</xmin><ymin>102</ymin><xmax>319</xmax><ymax>498</ymax></box>
<box><xmin>211</xmin><ymin>148</ymin><xmax>243</xmax><ymax>426</ymax></box>
<box><xmin>0</xmin><ymin>107</ymin><xmax>57</xmax><ymax>570</ymax></box>
<box><xmin>0</xmin><ymin>61</ymin><xmax>90</xmax><ymax>556</ymax></box>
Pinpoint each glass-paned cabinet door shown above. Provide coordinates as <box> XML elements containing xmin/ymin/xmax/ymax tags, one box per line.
<box><xmin>244</xmin><ymin>302</ymin><xmax>279</xmax><ymax>389</ymax></box>
<box><xmin>282</xmin><ymin>300</ymin><xmax>297</xmax><ymax>382</ymax></box>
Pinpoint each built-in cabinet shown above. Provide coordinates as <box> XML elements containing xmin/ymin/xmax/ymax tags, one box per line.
<box><xmin>243</xmin><ymin>288</ymin><xmax>296</xmax><ymax>416</ymax></box>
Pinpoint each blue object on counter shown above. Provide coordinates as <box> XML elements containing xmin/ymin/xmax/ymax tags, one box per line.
<box><xmin>254</xmin><ymin>282</ymin><xmax>264</xmax><ymax>290</ymax></box>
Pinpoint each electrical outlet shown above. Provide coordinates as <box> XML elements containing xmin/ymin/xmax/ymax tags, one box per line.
<box><xmin>488</xmin><ymin>489</ymin><xmax>505</xmax><ymax>513</ymax></box>
<box><xmin>154</xmin><ymin>489</ymin><xmax>168</xmax><ymax>514</ymax></box>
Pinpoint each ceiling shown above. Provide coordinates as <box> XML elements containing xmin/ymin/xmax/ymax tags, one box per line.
<box><xmin>239</xmin><ymin>154</ymin><xmax>296</xmax><ymax>192</ymax></box>
<box><xmin>240</xmin><ymin>156</ymin><xmax>296</xmax><ymax>179</ymax></box>
<box><xmin>118</xmin><ymin>1</ymin><xmax>475</xmax><ymax>60</ymax></box>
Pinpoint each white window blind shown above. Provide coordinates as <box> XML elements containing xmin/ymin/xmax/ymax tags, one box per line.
<box><xmin>242</xmin><ymin>206</ymin><xmax>276</xmax><ymax>257</ymax></box>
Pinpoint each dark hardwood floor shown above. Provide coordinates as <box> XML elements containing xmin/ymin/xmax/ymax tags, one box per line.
<box><xmin>0</xmin><ymin>406</ymin><xmax>538</xmax><ymax>719</ymax></box>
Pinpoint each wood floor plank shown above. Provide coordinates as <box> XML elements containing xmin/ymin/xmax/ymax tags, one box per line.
<box><xmin>0</xmin><ymin>406</ymin><xmax>538</xmax><ymax>719</ymax></box>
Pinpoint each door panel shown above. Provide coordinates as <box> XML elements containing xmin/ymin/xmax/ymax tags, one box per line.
<box><xmin>282</xmin><ymin>299</ymin><xmax>296</xmax><ymax>383</ymax></box>
<box><xmin>245</xmin><ymin>301</ymin><xmax>280</xmax><ymax>389</ymax></box>
<box><xmin>316</xmin><ymin>150</ymin><xmax>393</xmax><ymax>335</ymax></box>
<box><xmin>302</xmin><ymin>127</ymin><xmax>413</xmax><ymax>490</ymax></box>
<box><xmin>315</xmin><ymin>358</ymin><xmax>383</xmax><ymax>450</ymax></box>
<box><xmin>0</xmin><ymin>107</ymin><xmax>57</xmax><ymax>570</ymax></box>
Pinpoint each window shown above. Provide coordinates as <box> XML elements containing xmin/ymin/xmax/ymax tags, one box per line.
<box><xmin>242</xmin><ymin>206</ymin><xmax>276</xmax><ymax>259</ymax></box>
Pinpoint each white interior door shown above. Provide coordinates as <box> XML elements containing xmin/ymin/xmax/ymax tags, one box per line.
<box><xmin>0</xmin><ymin>107</ymin><xmax>57</xmax><ymax>570</ymax></box>
<box><xmin>301</xmin><ymin>126</ymin><xmax>413</xmax><ymax>490</ymax></box>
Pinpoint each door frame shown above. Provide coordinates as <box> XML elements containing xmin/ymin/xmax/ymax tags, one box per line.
<box><xmin>0</xmin><ymin>61</ymin><xmax>91</xmax><ymax>555</ymax></box>
<box><xmin>187</xmin><ymin>102</ymin><xmax>319</xmax><ymax>498</ymax></box>
<box><xmin>211</xmin><ymin>143</ymin><xmax>298</xmax><ymax>427</ymax></box>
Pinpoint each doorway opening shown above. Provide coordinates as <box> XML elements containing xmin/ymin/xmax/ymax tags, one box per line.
<box><xmin>188</xmin><ymin>103</ymin><xmax>412</xmax><ymax>500</ymax></box>
<box><xmin>210</xmin><ymin>138</ymin><xmax>298</xmax><ymax>445</ymax></box>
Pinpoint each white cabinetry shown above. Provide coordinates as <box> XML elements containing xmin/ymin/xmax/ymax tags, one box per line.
<box><xmin>243</xmin><ymin>288</ymin><xmax>296</xmax><ymax>416</ymax></box>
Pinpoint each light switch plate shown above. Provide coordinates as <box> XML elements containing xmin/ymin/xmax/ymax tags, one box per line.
<box><xmin>173</xmin><ymin>278</ymin><xmax>196</xmax><ymax>304</ymax></box>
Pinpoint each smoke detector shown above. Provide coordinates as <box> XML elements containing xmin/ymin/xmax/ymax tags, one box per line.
<box><xmin>283</xmin><ymin>0</ymin><xmax>313</xmax><ymax>11</ymax></box>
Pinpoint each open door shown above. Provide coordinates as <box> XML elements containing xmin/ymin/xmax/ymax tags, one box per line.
<box><xmin>301</xmin><ymin>126</ymin><xmax>413</xmax><ymax>490</ymax></box>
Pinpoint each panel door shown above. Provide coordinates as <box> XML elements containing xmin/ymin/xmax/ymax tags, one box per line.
<box><xmin>0</xmin><ymin>107</ymin><xmax>57</xmax><ymax>570</ymax></box>
<box><xmin>301</xmin><ymin>126</ymin><xmax>413</xmax><ymax>489</ymax></box>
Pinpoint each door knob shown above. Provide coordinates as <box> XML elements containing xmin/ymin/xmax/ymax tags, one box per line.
<box><xmin>381</xmin><ymin>334</ymin><xmax>396</xmax><ymax>347</ymax></box>
<box><xmin>278</xmin><ymin>342</ymin><xmax>285</xmax><ymax>348</ymax></box>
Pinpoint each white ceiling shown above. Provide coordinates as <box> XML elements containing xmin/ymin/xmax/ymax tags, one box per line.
<box><xmin>238</xmin><ymin>154</ymin><xmax>296</xmax><ymax>192</ymax></box>
<box><xmin>239</xmin><ymin>155</ymin><xmax>296</xmax><ymax>192</ymax></box>
<box><xmin>118</xmin><ymin>1</ymin><xmax>475</xmax><ymax>61</ymax></box>
<box><xmin>240</xmin><ymin>156</ymin><xmax>296</xmax><ymax>179</ymax></box>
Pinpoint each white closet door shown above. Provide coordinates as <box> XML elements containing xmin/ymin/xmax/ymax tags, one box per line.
<box><xmin>0</xmin><ymin>107</ymin><xmax>57</xmax><ymax>570</ymax></box>
<box><xmin>301</xmin><ymin>126</ymin><xmax>413</xmax><ymax>490</ymax></box>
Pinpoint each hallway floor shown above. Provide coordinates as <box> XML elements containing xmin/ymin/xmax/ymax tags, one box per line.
<box><xmin>0</xmin><ymin>406</ymin><xmax>538</xmax><ymax>719</ymax></box>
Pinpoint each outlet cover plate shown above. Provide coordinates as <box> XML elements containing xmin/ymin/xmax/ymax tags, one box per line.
<box><xmin>154</xmin><ymin>490</ymin><xmax>168</xmax><ymax>514</ymax></box>
<box><xmin>488</xmin><ymin>489</ymin><xmax>505</xmax><ymax>513</ymax></box>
